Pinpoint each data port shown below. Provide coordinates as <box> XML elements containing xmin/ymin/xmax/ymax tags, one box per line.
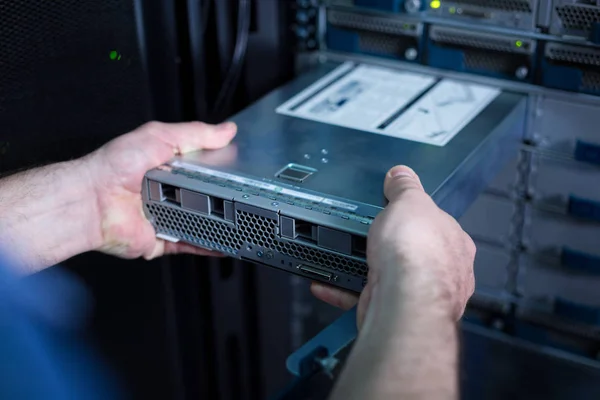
<box><xmin>299</xmin><ymin>265</ymin><xmax>332</xmax><ymax>281</ymax></box>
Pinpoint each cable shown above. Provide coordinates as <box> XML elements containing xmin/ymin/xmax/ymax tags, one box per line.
<box><xmin>212</xmin><ymin>0</ymin><xmax>251</xmax><ymax>117</ymax></box>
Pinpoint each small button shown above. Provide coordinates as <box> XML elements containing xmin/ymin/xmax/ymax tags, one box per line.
<box><xmin>323</xmin><ymin>210</ymin><xmax>331</xmax><ymax>215</ymax></box>
<box><xmin>341</xmin><ymin>215</ymin><xmax>349</xmax><ymax>220</ymax></box>
<box><xmin>305</xmin><ymin>206</ymin><xmax>312</xmax><ymax>210</ymax></box>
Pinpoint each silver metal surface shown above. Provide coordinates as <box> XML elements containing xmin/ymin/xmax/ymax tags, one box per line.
<box><xmin>176</xmin><ymin>62</ymin><xmax>524</xmax><ymax>213</ymax></box>
<box><xmin>143</xmin><ymin>60</ymin><xmax>526</xmax><ymax>292</ymax></box>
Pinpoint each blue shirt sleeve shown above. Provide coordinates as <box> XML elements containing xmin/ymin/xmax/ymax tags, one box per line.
<box><xmin>0</xmin><ymin>254</ymin><xmax>124</xmax><ymax>400</ymax></box>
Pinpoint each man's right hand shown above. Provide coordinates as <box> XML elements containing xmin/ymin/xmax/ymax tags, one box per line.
<box><xmin>316</xmin><ymin>165</ymin><xmax>476</xmax><ymax>400</ymax></box>
<box><xmin>311</xmin><ymin>165</ymin><xmax>476</xmax><ymax>328</ymax></box>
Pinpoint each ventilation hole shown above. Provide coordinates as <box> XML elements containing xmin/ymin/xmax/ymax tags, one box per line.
<box><xmin>582</xmin><ymin>70</ymin><xmax>600</xmax><ymax>91</ymax></box>
<box><xmin>449</xmin><ymin>0</ymin><xmax>532</xmax><ymax>12</ymax></box>
<box><xmin>328</xmin><ymin>10</ymin><xmax>417</xmax><ymax>36</ymax></box>
<box><xmin>145</xmin><ymin>204</ymin><xmax>368</xmax><ymax>278</ymax></box>
<box><xmin>431</xmin><ymin>29</ymin><xmax>524</xmax><ymax>53</ymax></box>
<box><xmin>556</xmin><ymin>5</ymin><xmax>600</xmax><ymax>33</ymax></box>
<box><xmin>546</xmin><ymin>47</ymin><xmax>600</xmax><ymax>67</ymax></box>
<box><xmin>359</xmin><ymin>32</ymin><xmax>404</xmax><ymax>55</ymax></box>
<box><xmin>464</xmin><ymin>50</ymin><xmax>518</xmax><ymax>73</ymax></box>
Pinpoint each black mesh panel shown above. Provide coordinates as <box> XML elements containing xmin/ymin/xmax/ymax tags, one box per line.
<box><xmin>0</xmin><ymin>0</ymin><xmax>152</xmax><ymax>171</ymax></box>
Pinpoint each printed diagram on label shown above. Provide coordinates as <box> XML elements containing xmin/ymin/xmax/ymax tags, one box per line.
<box><xmin>381</xmin><ymin>80</ymin><xmax>500</xmax><ymax>146</ymax></box>
<box><xmin>277</xmin><ymin>63</ymin><xmax>437</xmax><ymax>133</ymax></box>
<box><xmin>307</xmin><ymin>80</ymin><xmax>367</xmax><ymax>116</ymax></box>
<box><xmin>276</xmin><ymin>62</ymin><xmax>501</xmax><ymax>147</ymax></box>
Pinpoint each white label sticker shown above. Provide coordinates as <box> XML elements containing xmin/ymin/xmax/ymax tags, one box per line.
<box><xmin>276</xmin><ymin>63</ymin><xmax>501</xmax><ymax>147</ymax></box>
<box><xmin>170</xmin><ymin>161</ymin><xmax>358</xmax><ymax>211</ymax></box>
<box><xmin>277</xmin><ymin>63</ymin><xmax>437</xmax><ymax>132</ymax></box>
<box><xmin>381</xmin><ymin>80</ymin><xmax>501</xmax><ymax>146</ymax></box>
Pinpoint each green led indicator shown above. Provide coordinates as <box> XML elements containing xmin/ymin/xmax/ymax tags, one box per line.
<box><xmin>515</xmin><ymin>40</ymin><xmax>523</xmax><ymax>47</ymax></box>
<box><xmin>109</xmin><ymin>50</ymin><xmax>122</xmax><ymax>61</ymax></box>
<box><xmin>449</xmin><ymin>6</ymin><xmax>456</xmax><ymax>13</ymax></box>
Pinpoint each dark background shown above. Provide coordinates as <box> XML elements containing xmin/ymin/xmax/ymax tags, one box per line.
<box><xmin>0</xmin><ymin>0</ymin><xmax>301</xmax><ymax>399</ymax></box>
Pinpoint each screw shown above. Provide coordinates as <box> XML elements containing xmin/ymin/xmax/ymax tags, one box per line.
<box><xmin>321</xmin><ymin>149</ymin><xmax>328</xmax><ymax>155</ymax></box>
<box><xmin>321</xmin><ymin>158</ymin><xmax>329</xmax><ymax>163</ymax></box>
<box><xmin>304</xmin><ymin>154</ymin><xmax>311</xmax><ymax>159</ymax></box>
<box><xmin>515</xmin><ymin>66</ymin><xmax>528</xmax><ymax>79</ymax></box>
<box><xmin>257</xmin><ymin>251</ymin><xmax>264</xmax><ymax>257</ymax></box>
<box><xmin>271</xmin><ymin>202</ymin><xmax>279</xmax><ymax>207</ymax></box>
<box><xmin>242</xmin><ymin>194</ymin><xmax>249</xmax><ymax>199</ymax></box>
<box><xmin>405</xmin><ymin>48</ymin><xmax>418</xmax><ymax>61</ymax></box>
<box><xmin>404</xmin><ymin>0</ymin><xmax>422</xmax><ymax>13</ymax></box>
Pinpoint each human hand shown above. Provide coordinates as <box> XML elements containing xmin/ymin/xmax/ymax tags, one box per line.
<box><xmin>82</xmin><ymin>121</ymin><xmax>237</xmax><ymax>260</ymax></box>
<box><xmin>311</xmin><ymin>165</ymin><xmax>476</xmax><ymax>328</ymax></box>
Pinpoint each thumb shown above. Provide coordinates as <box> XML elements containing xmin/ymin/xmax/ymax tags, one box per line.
<box><xmin>383</xmin><ymin>165</ymin><xmax>425</xmax><ymax>203</ymax></box>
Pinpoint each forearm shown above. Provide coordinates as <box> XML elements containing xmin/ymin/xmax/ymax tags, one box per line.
<box><xmin>0</xmin><ymin>158</ymin><xmax>101</xmax><ymax>274</ymax></box>
<box><xmin>330</xmin><ymin>275</ymin><xmax>459</xmax><ymax>400</ymax></box>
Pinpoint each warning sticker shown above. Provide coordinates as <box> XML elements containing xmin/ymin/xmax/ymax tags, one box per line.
<box><xmin>276</xmin><ymin>62</ymin><xmax>501</xmax><ymax>146</ymax></box>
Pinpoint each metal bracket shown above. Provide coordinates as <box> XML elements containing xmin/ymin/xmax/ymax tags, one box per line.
<box><xmin>286</xmin><ymin>306</ymin><xmax>358</xmax><ymax>377</ymax></box>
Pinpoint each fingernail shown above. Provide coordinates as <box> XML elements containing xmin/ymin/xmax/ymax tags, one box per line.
<box><xmin>217</xmin><ymin>121</ymin><xmax>236</xmax><ymax>131</ymax></box>
<box><xmin>388</xmin><ymin>165</ymin><xmax>416</xmax><ymax>178</ymax></box>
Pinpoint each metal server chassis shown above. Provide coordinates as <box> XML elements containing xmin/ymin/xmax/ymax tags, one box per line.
<box><xmin>142</xmin><ymin>60</ymin><xmax>526</xmax><ymax>293</ymax></box>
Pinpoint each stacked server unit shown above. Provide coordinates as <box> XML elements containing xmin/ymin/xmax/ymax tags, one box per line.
<box><xmin>316</xmin><ymin>0</ymin><xmax>600</xmax><ymax>364</ymax></box>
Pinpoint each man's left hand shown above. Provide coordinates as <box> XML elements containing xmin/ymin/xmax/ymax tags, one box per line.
<box><xmin>83</xmin><ymin>121</ymin><xmax>237</xmax><ymax>260</ymax></box>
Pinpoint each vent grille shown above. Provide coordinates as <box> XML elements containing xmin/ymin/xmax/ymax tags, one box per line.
<box><xmin>556</xmin><ymin>5</ymin><xmax>600</xmax><ymax>32</ymax></box>
<box><xmin>146</xmin><ymin>203</ymin><xmax>368</xmax><ymax>278</ymax></box>
<box><xmin>464</xmin><ymin>51</ymin><xmax>515</xmax><ymax>73</ymax></box>
<box><xmin>274</xmin><ymin>241</ymin><xmax>367</xmax><ymax>277</ymax></box>
<box><xmin>546</xmin><ymin>45</ymin><xmax>600</xmax><ymax>67</ymax></box>
<box><xmin>582</xmin><ymin>70</ymin><xmax>600</xmax><ymax>91</ymax></box>
<box><xmin>431</xmin><ymin>28</ymin><xmax>527</xmax><ymax>53</ymax></box>
<box><xmin>147</xmin><ymin>203</ymin><xmax>244</xmax><ymax>253</ymax></box>
<box><xmin>450</xmin><ymin>0</ymin><xmax>533</xmax><ymax>12</ymax></box>
<box><xmin>328</xmin><ymin>10</ymin><xmax>419</xmax><ymax>36</ymax></box>
<box><xmin>359</xmin><ymin>32</ymin><xmax>404</xmax><ymax>55</ymax></box>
